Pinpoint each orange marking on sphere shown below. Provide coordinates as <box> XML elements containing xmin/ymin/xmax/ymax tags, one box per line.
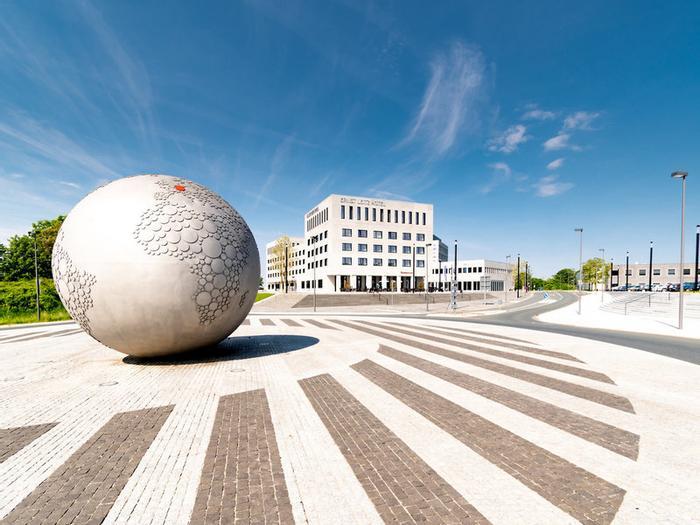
<box><xmin>175</xmin><ymin>184</ymin><xmax>186</xmax><ymax>192</ymax></box>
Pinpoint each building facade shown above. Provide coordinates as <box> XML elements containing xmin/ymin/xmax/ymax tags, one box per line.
<box><xmin>428</xmin><ymin>259</ymin><xmax>513</xmax><ymax>293</ymax></box>
<box><xmin>264</xmin><ymin>236</ymin><xmax>306</xmax><ymax>291</ymax></box>
<box><xmin>611</xmin><ymin>261</ymin><xmax>699</xmax><ymax>288</ymax></box>
<box><xmin>302</xmin><ymin>194</ymin><xmax>434</xmax><ymax>292</ymax></box>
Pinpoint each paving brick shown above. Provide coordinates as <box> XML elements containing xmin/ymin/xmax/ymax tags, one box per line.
<box><xmin>353</xmin><ymin>359</ymin><xmax>626</xmax><ymax>525</ymax></box>
<box><xmin>299</xmin><ymin>373</ymin><xmax>489</xmax><ymax>524</ymax></box>
<box><xmin>301</xmin><ymin>319</ymin><xmax>339</xmax><ymax>330</ymax></box>
<box><xmin>0</xmin><ymin>423</ymin><xmax>57</xmax><ymax>464</ymax></box>
<box><xmin>280</xmin><ymin>319</ymin><xmax>302</xmax><ymax>327</ymax></box>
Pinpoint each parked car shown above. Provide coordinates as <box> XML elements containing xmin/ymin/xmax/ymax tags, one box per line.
<box><xmin>667</xmin><ymin>283</ymin><xmax>680</xmax><ymax>292</ymax></box>
<box><xmin>628</xmin><ymin>285</ymin><xmax>642</xmax><ymax>291</ymax></box>
<box><xmin>651</xmin><ymin>284</ymin><xmax>665</xmax><ymax>292</ymax></box>
<box><xmin>683</xmin><ymin>282</ymin><xmax>697</xmax><ymax>291</ymax></box>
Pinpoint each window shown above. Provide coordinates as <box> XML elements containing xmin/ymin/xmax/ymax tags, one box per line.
<box><xmin>639</xmin><ymin>269</ymin><xmax>646</xmax><ymax>276</ymax></box>
<box><xmin>349</xmin><ymin>206</ymin><xmax>353</xmax><ymax>220</ymax></box>
<box><xmin>416</xmin><ymin>260</ymin><xmax>425</xmax><ymax>268</ymax></box>
<box><xmin>668</xmin><ymin>268</ymin><xmax>676</xmax><ymax>275</ymax></box>
<box><xmin>394</xmin><ymin>210</ymin><xmax>398</xmax><ymax>223</ymax></box>
<box><xmin>388</xmin><ymin>259</ymin><xmax>397</xmax><ymax>267</ymax></box>
<box><xmin>372</xmin><ymin>208</ymin><xmax>377</xmax><ymax>221</ymax></box>
<box><xmin>373</xmin><ymin>231</ymin><xmax>383</xmax><ymax>239</ymax></box>
<box><xmin>342</xmin><ymin>228</ymin><xmax>352</xmax><ymax>237</ymax></box>
<box><xmin>402</xmin><ymin>259</ymin><xmax>411</xmax><ymax>267</ymax></box>
<box><xmin>380</xmin><ymin>209</ymin><xmax>384</xmax><ymax>222</ymax></box>
<box><xmin>388</xmin><ymin>231</ymin><xmax>397</xmax><ymax>240</ymax></box>
<box><xmin>402</xmin><ymin>210</ymin><xmax>406</xmax><ymax>223</ymax></box>
<box><xmin>373</xmin><ymin>258</ymin><xmax>383</xmax><ymax>266</ymax></box>
<box><xmin>402</xmin><ymin>232</ymin><xmax>411</xmax><ymax>240</ymax></box>
<box><xmin>342</xmin><ymin>257</ymin><xmax>352</xmax><ymax>265</ymax></box>
<box><xmin>478</xmin><ymin>267</ymin><xmax>482</xmax><ymax>272</ymax></box>
<box><xmin>653</xmin><ymin>269</ymin><xmax>661</xmax><ymax>276</ymax></box>
<box><xmin>342</xmin><ymin>243</ymin><xmax>352</xmax><ymax>251</ymax></box>
<box><xmin>416</xmin><ymin>247</ymin><xmax>425</xmax><ymax>255</ymax></box>
<box><xmin>422</xmin><ymin>212</ymin><xmax>426</xmax><ymax>225</ymax></box>
<box><xmin>373</xmin><ymin>245</ymin><xmax>383</xmax><ymax>253</ymax></box>
<box><xmin>683</xmin><ymin>268</ymin><xmax>691</xmax><ymax>275</ymax></box>
<box><xmin>358</xmin><ymin>257</ymin><xmax>368</xmax><ymax>266</ymax></box>
<box><xmin>364</xmin><ymin>207</ymin><xmax>369</xmax><ymax>221</ymax></box>
<box><xmin>467</xmin><ymin>267</ymin><xmax>472</xmax><ymax>273</ymax></box>
<box><xmin>358</xmin><ymin>243</ymin><xmax>368</xmax><ymax>252</ymax></box>
<box><xmin>417</xmin><ymin>233</ymin><xmax>425</xmax><ymax>241</ymax></box>
<box><xmin>402</xmin><ymin>246</ymin><xmax>411</xmax><ymax>254</ymax></box>
<box><xmin>409</xmin><ymin>211</ymin><xmax>412</xmax><ymax>224</ymax></box>
<box><xmin>388</xmin><ymin>245</ymin><xmax>397</xmax><ymax>253</ymax></box>
<box><xmin>358</xmin><ymin>229</ymin><xmax>368</xmax><ymax>238</ymax></box>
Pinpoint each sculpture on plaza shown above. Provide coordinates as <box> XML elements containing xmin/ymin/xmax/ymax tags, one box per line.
<box><xmin>52</xmin><ymin>174</ymin><xmax>259</xmax><ymax>357</ymax></box>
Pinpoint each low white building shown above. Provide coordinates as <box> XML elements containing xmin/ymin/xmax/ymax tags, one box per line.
<box><xmin>264</xmin><ymin>236</ymin><xmax>306</xmax><ymax>291</ymax></box>
<box><xmin>428</xmin><ymin>259</ymin><xmax>513</xmax><ymax>293</ymax></box>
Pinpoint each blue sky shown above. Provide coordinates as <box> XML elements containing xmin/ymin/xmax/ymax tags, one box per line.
<box><xmin>1</xmin><ymin>1</ymin><xmax>699</xmax><ymax>276</ymax></box>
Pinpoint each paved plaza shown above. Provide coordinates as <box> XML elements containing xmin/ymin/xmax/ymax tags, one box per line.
<box><xmin>0</xmin><ymin>315</ymin><xmax>698</xmax><ymax>524</ymax></box>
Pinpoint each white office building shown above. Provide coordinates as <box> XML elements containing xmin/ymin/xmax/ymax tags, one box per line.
<box><xmin>301</xmin><ymin>194</ymin><xmax>434</xmax><ymax>292</ymax></box>
<box><xmin>429</xmin><ymin>259</ymin><xmax>513</xmax><ymax>293</ymax></box>
<box><xmin>264</xmin><ymin>236</ymin><xmax>306</xmax><ymax>291</ymax></box>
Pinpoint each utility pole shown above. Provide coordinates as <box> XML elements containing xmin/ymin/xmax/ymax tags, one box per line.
<box><xmin>625</xmin><ymin>251</ymin><xmax>629</xmax><ymax>289</ymax></box>
<box><xmin>412</xmin><ymin>243</ymin><xmax>416</xmax><ymax>293</ymax></box>
<box><xmin>516</xmin><ymin>254</ymin><xmax>521</xmax><ymax>298</ymax></box>
<box><xmin>449</xmin><ymin>240</ymin><xmax>458</xmax><ymax>310</ymax></box>
<box><xmin>312</xmin><ymin>235</ymin><xmax>317</xmax><ymax>312</ymax></box>
<box><xmin>671</xmin><ymin>171</ymin><xmax>688</xmax><ymax>329</ymax></box>
<box><xmin>695</xmin><ymin>225</ymin><xmax>699</xmax><ymax>292</ymax></box>
<box><xmin>425</xmin><ymin>243</ymin><xmax>432</xmax><ymax>311</ymax></box>
<box><xmin>648</xmin><ymin>241</ymin><xmax>653</xmax><ymax>292</ymax></box>
<box><xmin>505</xmin><ymin>254</ymin><xmax>511</xmax><ymax>303</ymax></box>
<box><xmin>574</xmin><ymin>228</ymin><xmax>583</xmax><ymax>315</ymax></box>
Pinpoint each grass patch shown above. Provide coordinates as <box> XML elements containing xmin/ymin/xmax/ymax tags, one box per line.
<box><xmin>255</xmin><ymin>292</ymin><xmax>273</xmax><ymax>302</ymax></box>
<box><xmin>0</xmin><ymin>307</ymin><xmax>72</xmax><ymax>326</ymax></box>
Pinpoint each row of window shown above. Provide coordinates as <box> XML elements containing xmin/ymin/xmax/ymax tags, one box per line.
<box><xmin>340</xmin><ymin>205</ymin><xmax>427</xmax><ymax>226</ymax></box>
<box><xmin>341</xmin><ymin>229</ymin><xmax>425</xmax><ymax>241</ymax></box>
<box><xmin>306</xmin><ymin>208</ymin><xmax>328</xmax><ymax>232</ymax></box>
<box><xmin>637</xmin><ymin>268</ymin><xmax>697</xmax><ymax>276</ymax></box>
<box><xmin>307</xmin><ymin>231</ymin><xmax>328</xmax><ymax>244</ymax></box>
<box><xmin>341</xmin><ymin>243</ymin><xmax>425</xmax><ymax>254</ymax></box>
<box><xmin>342</xmin><ymin>257</ymin><xmax>425</xmax><ymax>268</ymax></box>
<box><xmin>431</xmin><ymin>266</ymin><xmax>484</xmax><ymax>274</ymax></box>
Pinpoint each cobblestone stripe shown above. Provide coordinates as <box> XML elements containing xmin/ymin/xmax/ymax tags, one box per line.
<box><xmin>333</xmin><ymin>320</ymin><xmax>634</xmax><ymax>413</ymax></box>
<box><xmin>365</xmin><ymin>321</ymin><xmax>610</xmax><ymax>383</ymax></box>
<box><xmin>190</xmin><ymin>389</ymin><xmax>294</xmax><ymax>525</ymax></box>
<box><xmin>302</xmin><ymin>319</ymin><xmax>339</xmax><ymax>330</ymax></box>
<box><xmin>0</xmin><ymin>423</ymin><xmax>57</xmax><ymax>464</ymax></box>
<box><xmin>299</xmin><ymin>374</ymin><xmax>489</xmax><ymax>524</ymax></box>
<box><xmin>353</xmin><ymin>360</ymin><xmax>626</xmax><ymax>525</ymax></box>
<box><xmin>281</xmin><ymin>318</ymin><xmax>302</xmax><ymax>327</ymax></box>
<box><xmin>392</xmin><ymin>323</ymin><xmax>581</xmax><ymax>362</ymax></box>
<box><xmin>259</xmin><ymin>318</ymin><xmax>276</xmax><ymax>326</ymax></box>
<box><xmin>378</xmin><ymin>345</ymin><xmax>639</xmax><ymax>460</ymax></box>
<box><xmin>0</xmin><ymin>330</ymin><xmax>47</xmax><ymax>343</ymax></box>
<box><xmin>426</xmin><ymin>324</ymin><xmax>539</xmax><ymax>345</ymax></box>
<box><xmin>1</xmin><ymin>405</ymin><xmax>173</xmax><ymax>525</ymax></box>
<box><xmin>0</xmin><ymin>329</ymin><xmax>78</xmax><ymax>344</ymax></box>
<box><xmin>241</xmin><ymin>318</ymin><xmax>250</xmax><ymax>325</ymax></box>
<box><xmin>52</xmin><ymin>329</ymin><xmax>85</xmax><ymax>338</ymax></box>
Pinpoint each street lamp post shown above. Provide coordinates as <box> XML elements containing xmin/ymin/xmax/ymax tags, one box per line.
<box><xmin>671</xmin><ymin>170</ymin><xmax>688</xmax><ymax>329</ymax></box>
<box><xmin>574</xmin><ymin>228</ymin><xmax>583</xmax><ymax>315</ymax></box>
<box><xmin>449</xmin><ymin>240</ymin><xmax>458</xmax><ymax>310</ymax></box>
<box><xmin>695</xmin><ymin>225</ymin><xmax>700</xmax><ymax>292</ymax></box>
<box><xmin>598</xmin><ymin>248</ymin><xmax>605</xmax><ymax>303</ymax></box>
<box><xmin>31</xmin><ymin>230</ymin><xmax>41</xmax><ymax>322</ymax></box>
<box><xmin>625</xmin><ymin>251</ymin><xmax>629</xmax><ymax>290</ymax></box>
<box><xmin>425</xmin><ymin>243</ymin><xmax>432</xmax><ymax>311</ymax></box>
<box><xmin>648</xmin><ymin>241</ymin><xmax>653</xmax><ymax>292</ymax></box>
<box><xmin>284</xmin><ymin>243</ymin><xmax>289</xmax><ymax>294</ymax></box>
<box><xmin>516</xmin><ymin>254</ymin><xmax>521</xmax><ymax>299</ymax></box>
<box><xmin>312</xmin><ymin>235</ymin><xmax>318</xmax><ymax>312</ymax></box>
<box><xmin>610</xmin><ymin>258</ymin><xmax>614</xmax><ymax>290</ymax></box>
<box><xmin>524</xmin><ymin>262</ymin><xmax>529</xmax><ymax>293</ymax></box>
<box><xmin>412</xmin><ymin>243</ymin><xmax>416</xmax><ymax>293</ymax></box>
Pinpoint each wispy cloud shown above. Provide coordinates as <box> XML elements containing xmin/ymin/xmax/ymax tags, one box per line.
<box><xmin>543</xmin><ymin>133</ymin><xmax>579</xmax><ymax>151</ymax></box>
<box><xmin>480</xmin><ymin>162</ymin><xmax>512</xmax><ymax>194</ymax></box>
<box><xmin>400</xmin><ymin>41</ymin><xmax>486</xmax><ymax>157</ymax></box>
<box><xmin>254</xmin><ymin>135</ymin><xmax>295</xmax><ymax>208</ymax></box>
<box><xmin>369</xmin><ymin>190</ymin><xmax>413</xmax><ymax>201</ymax></box>
<box><xmin>546</xmin><ymin>158</ymin><xmax>565</xmax><ymax>170</ymax></box>
<box><xmin>522</xmin><ymin>105</ymin><xmax>556</xmax><ymax>120</ymax></box>
<box><xmin>534</xmin><ymin>175</ymin><xmax>573</xmax><ymax>197</ymax></box>
<box><xmin>487</xmin><ymin>124</ymin><xmax>529</xmax><ymax>153</ymax></box>
<box><xmin>58</xmin><ymin>181</ymin><xmax>81</xmax><ymax>190</ymax></box>
<box><xmin>563</xmin><ymin>111</ymin><xmax>600</xmax><ymax>130</ymax></box>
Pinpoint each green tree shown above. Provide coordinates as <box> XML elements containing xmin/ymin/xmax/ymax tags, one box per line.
<box><xmin>0</xmin><ymin>216</ymin><xmax>65</xmax><ymax>281</ymax></box>
<box><xmin>582</xmin><ymin>257</ymin><xmax>609</xmax><ymax>289</ymax></box>
<box><xmin>548</xmin><ymin>268</ymin><xmax>577</xmax><ymax>290</ymax></box>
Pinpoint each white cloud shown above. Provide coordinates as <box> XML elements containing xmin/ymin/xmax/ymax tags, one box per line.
<box><xmin>534</xmin><ymin>175</ymin><xmax>573</xmax><ymax>197</ymax></box>
<box><xmin>480</xmin><ymin>162</ymin><xmax>512</xmax><ymax>194</ymax></box>
<box><xmin>546</xmin><ymin>158</ymin><xmax>565</xmax><ymax>170</ymax></box>
<box><xmin>58</xmin><ymin>181</ymin><xmax>81</xmax><ymax>190</ymax></box>
<box><xmin>563</xmin><ymin>111</ymin><xmax>600</xmax><ymax>130</ymax></box>
<box><xmin>543</xmin><ymin>133</ymin><xmax>576</xmax><ymax>151</ymax></box>
<box><xmin>522</xmin><ymin>108</ymin><xmax>556</xmax><ymax>120</ymax></box>
<box><xmin>487</xmin><ymin>124</ymin><xmax>529</xmax><ymax>153</ymax></box>
<box><xmin>400</xmin><ymin>41</ymin><xmax>486</xmax><ymax>157</ymax></box>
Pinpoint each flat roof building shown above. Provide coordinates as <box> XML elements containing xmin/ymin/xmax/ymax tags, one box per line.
<box><xmin>612</xmin><ymin>261</ymin><xmax>699</xmax><ymax>288</ymax></box>
<box><xmin>264</xmin><ymin>236</ymin><xmax>305</xmax><ymax>291</ymax></box>
<box><xmin>429</xmin><ymin>259</ymin><xmax>513</xmax><ymax>293</ymax></box>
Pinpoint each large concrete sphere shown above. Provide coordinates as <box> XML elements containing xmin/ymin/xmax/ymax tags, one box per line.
<box><xmin>52</xmin><ymin>175</ymin><xmax>260</xmax><ymax>357</ymax></box>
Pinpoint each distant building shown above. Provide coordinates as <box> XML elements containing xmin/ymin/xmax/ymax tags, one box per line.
<box><xmin>264</xmin><ymin>236</ymin><xmax>305</xmax><ymax>291</ymax></box>
<box><xmin>429</xmin><ymin>259</ymin><xmax>513</xmax><ymax>293</ymax></box>
<box><xmin>612</xmin><ymin>261</ymin><xmax>699</xmax><ymax>288</ymax></box>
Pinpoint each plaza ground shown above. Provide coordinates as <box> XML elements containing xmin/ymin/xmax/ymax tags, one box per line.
<box><xmin>1</xmin><ymin>308</ymin><xmax>699</xmax><ymax>524</ymax></box>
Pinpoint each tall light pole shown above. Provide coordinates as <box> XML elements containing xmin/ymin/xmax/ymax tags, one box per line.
<box><xmin>284</xmin><ymin>242</ymin><xmax>289</xmax><ymax>293</ymax></box>
<box><xmin>524</xmin><ymin>262</ymin><xmax>529</xmax><ymax>293</ymax></box>
<box><xmin>516</xmin><ymin>254</ymin><xmax>521</xmax><ymax>298</ymax></box>
<box><xmin>31</xmin><ymin>230</ymin><xmax>41</xmax><ymax>322</ymax></box>
<box><xmin>625</xmin><ymin>251</ymin><xmax>629</xmax><ymax>290</ymax></box>
<box><xmin>425</xmin><ymin>242</ymin><xmax>432</xmax><ymax>311</ymax></box>
<box><xmin>412</xmin><ymin>243</ymin><xmax>416</xmax><ymax>293</ymax></box>
<box><xmin>598</xmin><ymin>248</ymin><xmax>605</xmax><ymax>303</ymax></box>
<box><xmin>648</xmin><ymin>241</ymin><xmax>653</xmax><ymax>292</ymax></box>
<box><xmin>694</xmin><ymin>225</ymin><xmax>699</xmax><ymax>292</ymax></box>
<box><xmin>671</xmin><ymin>170</ymin><xmax>688</xmax><ymax>329</ymax></box>
<box><xmin>449</xmin><ymin>240</ymin><xmax>458</xmax><ymax>310</ymax></box>
<box><xmin>505</xmin><ymin>254</ymin><xmax>511</xmax><ymax>303</ymax></box>
<box><xmin>574</xmin><ymin>228</ymin><xmax>583</xmax><ymax>315</ymax></box>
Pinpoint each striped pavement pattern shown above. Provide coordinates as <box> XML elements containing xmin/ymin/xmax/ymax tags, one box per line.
<box><xmin>0</xmin><ymin>316</ymin><xmax>647</xmax><ymax>525</ymax></box>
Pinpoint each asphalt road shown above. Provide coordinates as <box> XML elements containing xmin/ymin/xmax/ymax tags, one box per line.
<box><xmin>439</xmin><ymin>291</ymin><xmax>700</xmax><ymax>365</ymax></box>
